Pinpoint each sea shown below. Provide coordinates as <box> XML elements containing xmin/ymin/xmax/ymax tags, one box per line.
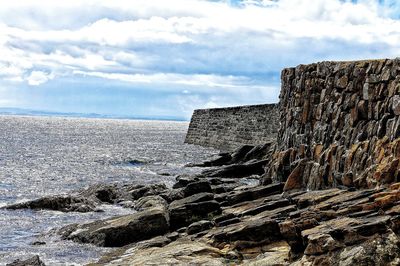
<box><xmin>0</xmin><ymin>115</ymin><xmax>218</xmax><ymax>265</ymax></box>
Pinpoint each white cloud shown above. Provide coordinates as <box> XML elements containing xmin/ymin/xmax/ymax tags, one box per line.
<box><xmin>0</xmin><ymin>0</ymin><xmax>400</xmax><ymax>115</ymax></box>
<box><xmin>72</xmin><ymin>70</ymin><xmax>274</xmax><ymax>91</ymax></box>
<box><xmin>26</xmin><ymin>71</ymin><xmax>54</xmax><ymax>86</ymax></box>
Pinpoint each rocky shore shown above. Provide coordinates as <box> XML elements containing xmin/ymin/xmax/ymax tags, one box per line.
<box><xmin>4</xmin><ymin>142</ymin><xmax>400</xmax><ymax>265</ymax></box>
<box><xmin>4</xmin><ymin>58</ymin><xmax>400</xmax><ymax>265</ymax></box>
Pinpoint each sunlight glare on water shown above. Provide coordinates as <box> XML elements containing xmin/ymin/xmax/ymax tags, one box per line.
<box><xmin>0</xmin><ymin>115</ymin><xmax>217</xmax><ymax>265</ymax></box>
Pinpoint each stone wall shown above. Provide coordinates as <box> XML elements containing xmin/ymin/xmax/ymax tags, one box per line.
<box><xmin>265</xmin><ymin>59</ymin><xmax>400</xmax><ymax>190</ymax></box>
<box><xmin>185</xmin><ymin>104</ymin><xmax>279</xmax><ymax>151</ymax></box>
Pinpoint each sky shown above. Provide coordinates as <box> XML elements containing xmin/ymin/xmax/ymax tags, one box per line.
<box><xmin>1</xmin><ymin>0</ymin><xmax>400</xmax><ymax>120</ymax></box>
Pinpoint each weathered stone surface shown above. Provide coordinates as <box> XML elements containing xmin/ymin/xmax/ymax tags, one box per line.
<box><xmin>45</xmin><ymin>58</ymin><xmax>400</xmax><ymax>265</ymax></box>
<box><xmin>88</xmin><ymin>182</ymin><xmax>400</xmax><ymax>265</ymax></box>
<box><xmin>168</xmin><ymin>193</ymin><xmax>221</xmax><ymax>230</ymax></box>
<box><xmin>92</xmin><ymin>238</ymin><xmax>230</xmax><ymax>266</ymax></box>
<box><xmin>62</xmin><ymin>207</ymin><xmax>169</xmax><ymax>247</ymax></box>
<box><xmin>283</xmin><ymin>159</ymin><xmax>307</xmax><ymax>191</ymax></box>
<box><xmin>80</xmin><ymin>183</ymin><xmax>119</xmax><ymax>203</ymax></box>
<box><xmin>244</xmin><ymin>241</ymin><xmax>290</xmax><ymax>265</ymax></box>
<box><xmin>4</xmin><ymin>195</ymin><xmax>96</xmax><ymax>212</ymax></box>
<box><xmin>216</xmin><ymin>183</ymin><xmax>284</xmax><ymax>206</ymax></box>
<box><xmin>393</xmin><ymin>95</ymin><xmax>400</xmax><ymax>115</ymax></box>
<box><xmin>6</xmin><ymin>256</ymin><xmax>45</xmax><ymax>266</ymax></box>
<box><xmin>265</xmin><ymin>59</ymin><xmax>400</xmax><ymax>190</ymax></box>
<box><xmin>172</xmin><ymin>175</ymin><xmax>199</xmax><ymax>189</ymax></box>
<box><xmin>202</xmin><ymin>159</ymin><xmax>268</xmax><ymax>178</ymax></box>
<box><xmin>4</xmin><ymin>182</ymin><xmax>172</xmax><ymax>213</ymax></box>
<box><xmin>128</xmin><ymin>184</ymin><xmax>168</xmax><ymax>201</ymax></box>
<box><xmin>185</xmin><ymin>104</ymin><xmax>279</xmax><ymax>151</ymax></box>
<box><xmin>183</xmin><ymin>180</ymin><xmax>212</xmax><ymax>197</ymax></box>
<box><xmin>187</xmin><ymin>220</ymin><xmax>214</xmax><ymax>235</ymax></box>
<box><xmin>210</xmin><ymin>218</ymin><xmax>281</xmax><ymax>248</ymax></box>
<box><xmin>133</xmin><ymin>195</ymin><xmax>168</xmax><ymax>211</ymax></box>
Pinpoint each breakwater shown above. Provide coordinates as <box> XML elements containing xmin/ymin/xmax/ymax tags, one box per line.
<box><xmin>185</xmin><ymin>104</ymin><xmax>279</xmax><ymax>151</ymax></box>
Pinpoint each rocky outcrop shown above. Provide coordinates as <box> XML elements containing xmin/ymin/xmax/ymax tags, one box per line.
<box><xmin>7</xmin><ymin>59</ymin><xmax>400</xmax><ymax>265</ymax></box>
<box><xmin>4</xmin><ymin>195</ymin><xmax>97</xmax><ymax>212</ymax></box>
<box><xmin>6</xmin><ymin>255</ymin><xmax>45</xmax><ymax>266</ymax></box>
<box><xmin>88</xmin><ymin>174</ymin><xmax>400</xmax><ymax>265</ymax></box>
<box><xmin>265</xmin><ymin>59</ymin><xmax>400</xmax><ymax>189</ymax></box>
<box><xmin>168</xmin><ymin>192</ymin><xmax>221</xmax><ymax>230</ymax></box>
<box><xmin>3</xmin><ymin>183</ymin><xmax>170</xmax><ymax>213</ymax></box>
<box><xmin>185</xmin><ymin>104</ymin><xmax>279</xmax><ymax>151</ymax></box>
<box><xmin>6</xmin><ymin>137</ymin><xmax>395</xmax><ymax>265</ymax></box>
<box><xmin>61</xmin><ymin>206</ymin><xmax>170</xmax><ymax>247</ymax></box>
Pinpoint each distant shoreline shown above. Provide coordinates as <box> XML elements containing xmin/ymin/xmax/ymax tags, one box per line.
<box><xmin>0</xmin><ymin>107</ymin><xmax>187</xmax><ymax>122</ymax></box>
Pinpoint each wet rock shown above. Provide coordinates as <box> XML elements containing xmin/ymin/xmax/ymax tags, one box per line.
<box><xmin>183</xmin><ymin>180</ymin><xmax>212</xmax><ymax>197</ymax></box>
<box><xmin>31</xmin><ymin>241</ymin><xmax>46</xmax><ymax>246</ymax></box>
<box><xmin>128</xmin><ymin>184</ymin><xmax>168</xmax><ymax>200</ymax></box>
<box><xmin>62</xmin><ymin>207</ymin><xmax>169</xmax><ymax>247</ymax></box>
<box><xmin>172</xmin><ymin>175</ymin><xmax>199</xmax><ymax>189</ymax></box>
<box><xmin>189</xmin><ymin>153</ymin><xmax>232</xmax><ymax>167</ymax></box>
<box><xmin>5</xmin><ymin>195</ymin><xmax>96</xmax><ymax>212</ymax></box>
<box><xmin>80</xmin><ymin>184</ymin><xmax>118</xmax><ymax>203</ymax></box>
<box><xmin>159</xmin><ymin>188</ymin><xmax>185</xmax><ymax>203</ymax></box>
<box><xmin>6</xmin><ymin>255</ymin><xmax>45</xmax><ymax>266</ymax></box>
<box><xmin>134</xmin><ymin>195</ymin><xmax>168</xmax><ymax>211</ymax></box>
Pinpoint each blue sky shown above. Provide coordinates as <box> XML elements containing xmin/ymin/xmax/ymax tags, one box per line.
<box><xmin>1</xmin><ymin>0</ymin><xmax>400</xmax><ymax>120</ymax></box>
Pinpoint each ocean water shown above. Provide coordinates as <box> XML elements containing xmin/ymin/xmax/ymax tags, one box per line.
<box><xmin>0</xmin><ymin>115</ymin><xmax>217</xmax><ymax>265</ymax></box>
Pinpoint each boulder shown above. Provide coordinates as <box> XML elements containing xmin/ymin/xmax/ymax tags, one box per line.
<box><xmin>128</xmin><ymin>184</ymin><xmax>168</xmax><ymax>200</ymax></box>
<box><xmin>6</xmin><ymin>255</ymin><xmax>45</xmax><ymax>266</ymax></box>
<box><xmin>183</xmin><ymin>180</ymin><xmax>212</xmax><ymax>197</ymax></box>
<box><xmin>62</xmin><ymin>207</ymin><xmax>169</xmax><ymax>247</ymax></box>
<box><xmin>134</xmin><ymin>195</ymin><xmax>168</xmax><ymax>211</ymax></box>
<box><xmin>4</xmin><ymin>195</ymin><xmax>96</xmax><ymax>212</ymax></box>
<box><xmin>79</xmin><ymin>183</ymin><xmax>119</xmax><ymax>203</ymax></box>
<box><xmin>172</xmin><ymin>175</ymin><xmax>200</xmax><ymax>189</ymax></box>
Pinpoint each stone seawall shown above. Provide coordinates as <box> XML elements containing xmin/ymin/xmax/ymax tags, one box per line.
<box><xmin>185</xmin><ymin>104</ymin><xmax>279</xmax><ymax>151</ymax></box>
<box><xmin>265</xmin><ymin>59</ymin><xmax>400</xmax><ymax>190</ymax></box>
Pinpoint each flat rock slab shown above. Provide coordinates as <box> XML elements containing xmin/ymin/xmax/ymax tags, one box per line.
<box><xmin>4</xmin><ymin>195</ymin><xmax>97</xmax><ymax>212</ymax></box>
<box><xmin>6</xmin><ymin>255</ymin><xmax>45</xmax><ymax>266</ymax></box>
<box><xmin>92</xmin><ymin>238</ymin><xmax>229</xmax><ymax>266</ymax></box>
<box><xmin>169</xmin><ymin>192</ymin><xmax>221</xmax><ymax>230</ymax></box>
<box><xmin>62</xmin><ymin>207</ymin><xmax>169</xmax><ymax>247</ymax></box>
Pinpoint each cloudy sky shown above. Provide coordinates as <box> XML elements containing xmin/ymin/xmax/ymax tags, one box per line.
<box><xmin>1</xmin><ymin>0</ymin><xmax>400</xmax><ymax>120</ymax></box>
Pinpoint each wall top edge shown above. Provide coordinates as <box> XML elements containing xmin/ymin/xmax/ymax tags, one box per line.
<box><xmin>282</xmin><ymin>58</ymin><xmax>398</xmax><ymax>71</ymax></box>
<box><xmin>193</xmin><ymin>103</ymin><xmax>278</xmax><ymax>113</ymax></box>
